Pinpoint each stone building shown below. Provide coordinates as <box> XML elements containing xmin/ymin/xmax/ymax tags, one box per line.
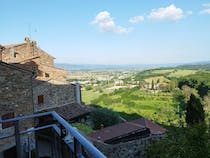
<box><xmin>1</xmin><ymin>37</ymin><xmax>67</xmax><ymax>82</ymax></box>
<box><xmin>89</xmin><ymin>118</ymin><xmax>166</xmax><ymax>158</ymax></box>
<box><xmin>0</xmin><ymin>38</ymin><xmax>89</xmax><ymax>157</ymax></box>
<box><xmin>0</xmin><ymin>60</ymin><xmax>34</xmax><ymax>155</ymax></box>
<box><xmin>1</xmin><ymin>37</ymin><xmax>82</xmax><ymax>112</ymax></box>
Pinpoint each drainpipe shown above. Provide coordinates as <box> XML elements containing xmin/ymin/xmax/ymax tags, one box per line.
<box><xmin>31</xmin><ymin>72</ymin><xmax>37</xmax><ymax>113</ymax></box>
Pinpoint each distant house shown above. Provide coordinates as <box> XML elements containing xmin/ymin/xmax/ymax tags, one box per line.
<box><xmin>89</xmin><ymin>118</ymin><xmax>166</xmax><ymax>145</ymax></box>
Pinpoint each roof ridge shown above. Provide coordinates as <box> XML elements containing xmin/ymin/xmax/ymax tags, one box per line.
<box><xmin>0</xmin><ymin>62</ymin><xmax>33</xmax><ymax>74</ymax></box>
<box><xmin>126</xmin><ymin>121</ymin><xmax>145</xmax><ymax>128</ymax></box>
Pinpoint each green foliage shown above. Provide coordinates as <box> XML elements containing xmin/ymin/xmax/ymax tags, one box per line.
<box><xmin>85</xmin><ymin>85</ymin><xmax>93</xmax><ymax>91</ymax></box>
<box><xmin>186</xmin><ymin>94</ymin><xmax>205</xmax><ymax>125</ymax></box>
<box><xmin>89</xmin><ymin>88</ymin><xmax>179</xmax><ymax>125</ymax></box>
<box><xmin>151</xmin><ymin>80</ymin><xmax>154</xmax><ymax>90</ymax></box>
<box><xmin>197</xmin><ymin>82</ymin><xmax>209</xmax><ymax>98</ymax></box>
<box><xmin>90</xmin><ymin>108</ymin><xmax>120</xmax><ymax>130</ymax></box>
<box><xmin>67</xmin><ymin>78</ymin><xmax>79</xmax><ymax>82</ymax></box>
<box><xmin>177</xmin><ymin>63</ymin><xmax>210</xmax><ymax>71</ymax></box>
<box><xmin>146</xmin><ymin>124</ymin><xmax>210</xmax><ymax>158</ymax></box>
<box><xmin>72</xmin><ymin>123</ymin><xmax>93</xmax><ymax>135</ymax></box>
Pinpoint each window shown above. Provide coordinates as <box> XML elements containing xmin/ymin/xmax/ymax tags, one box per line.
<box><xmin>45</xmin><ymin>73</ymin><xmax>50</xmax><ymax>78</ymax></box>
<box><xmin>38</xmin><ymin>95</ymin><xmax>44</xmax><ymax>105</ymax></box>
<box><xmin>1</xmin><ymin>112</ymin><xmax>15</xmax><ymax>129</ymax></box>
<box><xmin>14</xmin><ymin>52</ymin><xmax>18</xmax><ymax>58</ymax></box>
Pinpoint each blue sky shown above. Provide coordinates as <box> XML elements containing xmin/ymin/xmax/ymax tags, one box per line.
<box><xmin>0</xmin><ymin>0</ymin><xmax>210</xmax><ymax>64</ymax></box>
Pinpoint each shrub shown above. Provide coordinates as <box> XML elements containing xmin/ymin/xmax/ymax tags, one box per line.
<box><xmin>90</xmin><ymin>108</ymin><xmax>120</xmax><ymax>130</ymax></box>
<box><xmin>146</xmin><ymin>124</ymin><xmax>210</xmax><ymax>158</ymax></box>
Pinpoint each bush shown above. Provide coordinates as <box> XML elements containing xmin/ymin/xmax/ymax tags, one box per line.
<box><xmin>146</xmin><ymin>124</ymin><xmax>210</xmax><ymax>158</ymax></box>
<box><xmin>90</xmin><ymin>108</ymin><xmax>120</xmax><ymax>130</ymax></box>
<box><xmin>72</xmin><ymin>123</ymin><xmax>93</xmax><ymax>135</ymax></box>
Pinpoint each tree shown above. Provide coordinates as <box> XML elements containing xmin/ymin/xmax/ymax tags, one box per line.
<box><xmin>186</xmin><ymin>94</ymin><xmax>205</xmax><ymax>125</ymax></box>
<box><xmin>146</xmin><ymin>124</ymin><xmax>210</xmax><ymax>158</ymax></box>
<box><xmin>197</xmin><ymin>82</ymin><xmax>209</xmax><ymax>98</ymax></box>
<box><xmin>151</xmin><ymin>79</ymin><xmax>154</xmax><ymax>90</ymax></box>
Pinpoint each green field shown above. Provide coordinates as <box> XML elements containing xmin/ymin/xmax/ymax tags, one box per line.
<box><xmin>167</xmin><ymin>69</ymin><xmax>197</xmax><ymax>78</ymax></box>
<box><xmin>82</xmin><ymin>68</ymin><xmax>210</xmax><ymax>128</ymax></box>
<box><xmin>83</xmin><ymin>88</ymin><xmax>180</xmax><ymax>126</ymax></box>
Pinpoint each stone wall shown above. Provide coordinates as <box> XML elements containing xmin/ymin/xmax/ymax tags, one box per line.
<box><xmin>2</xmin><ymin>38</ymin><xmax>54</xmax><ymax>67</ymax></box>
<box><xmin>92</xmin><ymin>136</ymin><xmax>162</xmax><ymax>158</ymax></box>
<box><xmin>0</xmin><ymin>63</ymin><xmax>33</xmax><ymax>118</ymax></box>
<box><xmin>2</xmin><ymin>38</ymin><xmax>68</xmax><ymax>83</ymax></box>
<box><xmin>36</xmin><ymin>64</ymin><xmax>67</xmax><ymax>82</ymax></box>
<box><xmin>33</xmin><ymin>80</ymin><xmax>76</xmax><ymax>112</ymax></box>
<box><xmin>0</xmin><ymin>62</ymin><xmax>34</xmax><ymax>152</ymax></box>
<box><xmin>2</xmin><ymin>43</ymin><xmax>33</xmax><ymax>64</ymax></box>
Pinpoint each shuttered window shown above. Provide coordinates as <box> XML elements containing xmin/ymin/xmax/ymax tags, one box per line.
<box><xmin>38</xmin><ymin>95</ymin><xmax>44</xmax><ymax>105</ymax></box>
<box><xmin>1</xmin><ymin>112</ymin><xmax>15</xmax><ymax>129</ymax></box>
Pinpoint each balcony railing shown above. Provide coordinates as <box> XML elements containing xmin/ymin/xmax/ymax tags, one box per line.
<box><xmin>0</xmin><ymin>111</ymin><xmax>106</xmax><ymax>158</ymax></box>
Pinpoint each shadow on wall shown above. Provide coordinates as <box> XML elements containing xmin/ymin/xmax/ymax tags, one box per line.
<box><xmin>13</xmin><ymin>61</ymin><xmax>78</xmax><ymax>112</ymax></box>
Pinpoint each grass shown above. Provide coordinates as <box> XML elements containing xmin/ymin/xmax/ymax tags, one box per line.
<box><xmin>151</xmin><ymin>69</ymin><xmax>175</xmax><ymax>74</ymax></box>
<box><xmin>82</xmin><ymin>90</ymin><xmax>102</xmax><ymax>104</ymax></box>
<box><xmin>168</xmin><ymin>69</ymin><xmax>197</xmax><ymax>78</ymax></box>
<box><xmin>144</xmin><ymin>76</ymin><xmax>170</xmax><ymax>83</ymax></box>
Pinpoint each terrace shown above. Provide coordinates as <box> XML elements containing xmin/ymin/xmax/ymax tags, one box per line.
<box><xmin>0</xmin><ymin>111</ymin><xmax>106</xmax><ymax>158</ymax></box>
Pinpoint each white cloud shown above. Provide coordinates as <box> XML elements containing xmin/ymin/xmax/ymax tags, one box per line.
<box><xmin>129</xmin><ymin>16</ymin><xmax>144</xmax><ymax>24</ymax></box>
<box><xmin>202</xmin><ymin>3</ymin><xmax>210</xmax><ymax>7</ymax></box>
<box><xmin>200</xmin><ymin>3</ymin><xmax>210</xmax><ymax>14</ymax></box>
<box><xmin>148</xmin><ymin>4</ymin><xmax>184</xmax><ymax>21</ymax></box>
<box><xmin>200</xmin><ymin>8</ymin><xmax>210</xmax><ymax>14</ymax></box>
<box><xmin>92</xmin><ymin>11</ymin><xmax>132</xmax><ymax>34</ymax></box>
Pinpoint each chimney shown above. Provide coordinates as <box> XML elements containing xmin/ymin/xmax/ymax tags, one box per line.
<box><xmin>32</xmin><ymin>40</ymin><xmax>37</xmax><ymax>47</ymax></box>
<box><xmin>24</xmin><ymin>37</ymin><xmax>30</xmax><ymax>45</ymax></box>
<box><xmin>0</xmin><ymin>45</ymin><xmax>5</xmax><ymax>62</ymax></box>
<box><xmin>75</xmin><ymin>83</ymin><xmax>81</xmax><ymax>104</ymax></box>
<box><xmin>100</xmin><ymin>124</ymin><xmax>104</xmax><ymax>130</ymax></box>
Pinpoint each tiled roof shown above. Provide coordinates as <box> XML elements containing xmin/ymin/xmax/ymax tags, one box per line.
<box><xmin>131</xmin><ymin>118</ymin><xmax>167</xmax><ymax>134</ymax></box>
<box><xmin>89</xmin><ymin>121</ymin><xmax>147</xmax><ymax>143</ymax></box>
<box><xmin>0</xmin><ymin>62</ymin><xmax>33</xmax><ymax>74</ymax></box>
<box><xmin>89</xmin><ymin>118</ymin><xmax>166</xmax><ymax>143</ymax></box>
<box><xmin>4</xmin><ymin>43</ymin><xmax>25</xmax><ymax>48</ymax></box>
<box><xmin>40</xmin><ymin>103</ymin><xmax>92</xmax><ymax>121</ymax></box>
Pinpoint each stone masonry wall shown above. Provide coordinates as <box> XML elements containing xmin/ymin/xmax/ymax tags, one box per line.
<box><xmin>36</xmin><ymin>64</ymin><xmax>67</xmax><ymax>82</ymax></box>
<box><xmin>0</xmin><ymin>63</ymin><xmax>34</xmax><ymax>151</ymax></box>
<box><xmin>92</xmin><ymin>136</ymin><xmax>162</xmax><ymax>158</ymax></box>
<box><xmin>2</xmin><ymin>39</ymin><xmax>54</xmax><ymax>67</ymax></box>
<box><xmin>0</xmin><ymin>63</ymin><xmax>33</xmax><ymax>118</ymax></box>
<box><xmin>2</xmin><ymin>38</ymin><xmax>67</xmax><ymax>82</ymax></box>
<box><xmin>33</xmin><ymin>80</ymin><xmax>76</xmax><ymax>112</ymax></box>
<box><xmin>2</xmin><ymin>43</ymin><xmax>33</xmax><ymax>64</ymax></box>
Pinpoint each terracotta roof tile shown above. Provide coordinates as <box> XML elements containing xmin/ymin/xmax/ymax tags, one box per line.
<box><xmin>89</xmin><ymin>118</ymin><xmax>166</xmax><ymax>143</ymax></box>
<box><xmin>89</xmin><ymin>121</ymin><xmax>147</xmax><ymax>143</ymax></box>
<box><xmin>40</xmin><ymin>103</ymin><xmax>92</xmax><ymax>121</ymax></box>
<box><xmin>131</xmin><ymin>118</ymin><xmax>167</xmax><ymax>134</ymax></box>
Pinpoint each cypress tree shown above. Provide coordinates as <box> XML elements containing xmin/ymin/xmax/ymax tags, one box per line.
<box><xmin>185</xmin><ymin>94</ymin><xmax>205</xmax><ymax>125</ymax></box>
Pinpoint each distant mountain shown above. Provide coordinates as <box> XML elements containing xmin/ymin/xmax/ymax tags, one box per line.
<box><xmin>55</xmin><ymin>61</ymin><xmax>210</xmax><ymax>72</ymax></box>
<box><xmin>55</xmin><ymin>63</ymin><xmax>180</xmax><ymax>72</ymax></box>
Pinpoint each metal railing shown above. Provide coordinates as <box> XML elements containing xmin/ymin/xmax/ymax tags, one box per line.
<box><xmin>0</xmin><ymin>111</ymin><xmax>106</xmax><ymax>158</ymax></box>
